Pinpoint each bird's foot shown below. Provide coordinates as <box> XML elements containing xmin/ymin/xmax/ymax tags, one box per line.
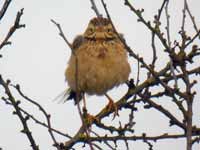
<box><xmin>105</xmin><ymin>94</ymin><xmax>119</xmax><ymax>120</ymax></box>
<box><xmin>83</xmin><ymin>108</ymin><xmax>99</xmax><ymax>126</ymax></box>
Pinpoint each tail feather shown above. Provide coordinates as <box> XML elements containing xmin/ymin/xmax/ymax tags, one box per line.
<box><xmin>53</xmin><ymin>88</ymin><xmax>82</xmax><ymax>104</ymax></box>
<box><xmin>66</xmin><ymin>89</ymin><xmax>83</xmax><ymax>104</ymax></box>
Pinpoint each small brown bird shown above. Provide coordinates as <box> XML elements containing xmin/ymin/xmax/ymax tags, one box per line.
<box><xmin>65</xmin><ymin>17</ymin><xmax>130</xmax><ymax>110</ymax></box>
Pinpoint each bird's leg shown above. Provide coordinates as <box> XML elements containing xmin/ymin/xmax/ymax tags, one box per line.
<box><xmin>79</xmin><ymin>95</ymin><xmax>95</xmax><ymax>150</ymax></box>
<box><xmin>82</xmin><ymin>94</ymin><xmax>89</xmax><ymax>122</ymax></box>
<box><xmin>105</xmin><ymin>93</ymin><xmax>119</xmax><ymax>119</ymax></box>
<box><xmin>82</xmin><ymin>94</ymin><xmax>99</xmax><ymax>126</ymax></box>
<box><xmin>83</xmin><ymin>93</ymin><xmax>87</xmax><ymax>110</ymax></box>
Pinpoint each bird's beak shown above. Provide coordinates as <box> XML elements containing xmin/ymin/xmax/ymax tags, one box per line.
<box><xmin>95</xmin><ymin>26</ymin><xmax>106</xmax><ymax>39</ymax></box>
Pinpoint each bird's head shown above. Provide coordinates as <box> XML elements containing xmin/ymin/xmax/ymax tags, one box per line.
<box><xmin>84</xmin><ymin>17</ymin><xmax>118</xmax><ymax>40</ymax></box>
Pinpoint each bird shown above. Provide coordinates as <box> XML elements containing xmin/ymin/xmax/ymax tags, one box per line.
<box><xmin>64</xmin><ymin>17</ymin><xmax>131</xmax><ymax>116</ymax></box>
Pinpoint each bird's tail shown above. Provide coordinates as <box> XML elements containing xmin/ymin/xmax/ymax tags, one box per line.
<box><xmin>53</xmin><ymin>88</ymin><xmax>82</xmax><ymax>104</ymax></box>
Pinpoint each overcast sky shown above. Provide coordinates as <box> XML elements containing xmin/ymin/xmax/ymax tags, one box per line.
<box><xmin>0</xmin><ymin>0</ymin><xmax>200</xmax><ymax>150</ymax></box>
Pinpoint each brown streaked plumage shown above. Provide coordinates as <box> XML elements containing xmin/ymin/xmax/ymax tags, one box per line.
<box><xmin>65</xmin><ymin>17</ymin><xmax>130</xmax><ymax>99</ymax></box>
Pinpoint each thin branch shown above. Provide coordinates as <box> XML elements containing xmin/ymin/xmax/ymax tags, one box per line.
<box><xmin>90</xmin><ymin>0</ymin><xmax>102</xmax><ymax>17</ymax></box>
<box><xmin>165</xmin><ymin>0</ymin><xmax>171</xmax><ymax>51</ymax></box>
<box><xmin>123</xmin><ymin>0</ymin><xmax>170</xmax><ymax>51</ymax></box>
<box><xmin>90</xmin><ymin>130</ymin><xmax>116</xmax><ymax>150</ymax></box>
<box><xmin>141</xmin><ymin>94</ymin><xmax>185</xmax><ymax>130</ymax></box>
<box><xmin>181</xmin><ymin>0</ymin><xmax>187</xmax><ymax>33</ymax></box>
<box><xmin>1</xmin><ymin>96</ymin><xmax>72</xmax><ymax>139</ymax></box>
<box><xmin>185</xmin><ymin>30</ymin><xmax>200</xmax><ymax>48</ymax></box>
<box><xmin>151</xmin><ymin>0</ymin><xmax>168</xmax><ymax>65</ymax></box>
<box><xmin>0</xmin><ymin>75</ymin><xmax>39</xmax><ymax>150</ymax></box>
<box><xmin>65</xmin><ymin>133</ymin><xmax>200</xmax><ymax>148</ymax></box>
<box><xmin>50</xmin><ymin>19</ymin><xmax>72</xmax><ymax>50</ymax></box>
<box><xmin>185</xmin><ymin>0</ymin><xmax>198</xmax><ymax>33</ymax></box>
<box><xmin>0</xmin><ymin>8</ymin><xmax>25</xmax><ymax>50</ymax></box>
<box><xmin>165</xmin><ymin>0</ymin><xmax>178</xmax><ymax>88</ymax></box>
<box><xmin>192</xmin><ymin>136</ymin><xmax>200</xmax><ymax>145</ymax></box>
<box><xmin>0</xmin><ymin>0</ymin><xmax>12</xmax><ymax>21</ymax></box>
<box><xmin>12</xmin><ymin>84</ymin><xmax>60</xmax><ymax>149</ymax></box>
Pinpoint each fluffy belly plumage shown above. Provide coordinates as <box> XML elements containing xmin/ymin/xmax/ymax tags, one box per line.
<box><xmin>65</xmin><ymin>40</ymin><xmax>130</xmax><ymax>95</ymax></box>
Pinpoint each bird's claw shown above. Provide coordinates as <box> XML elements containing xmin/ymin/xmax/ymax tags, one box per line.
<box><xmin>83</xmin><ymin>109</ymin><xmax>99</xmax><ymax>126</ymax></box>
<box><xmin>106</xmin><ymin>98</ymin><xmax>119</xmax><ymax>120</ymax></box>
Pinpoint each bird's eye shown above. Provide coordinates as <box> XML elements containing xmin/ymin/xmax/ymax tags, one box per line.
<box><xmin>88</xmin><ymin>28</ymin><xmax>94</xmax><ymax>34</ymax></box>
<box><xmin>107</xmin><ymin>28</ymin><xmax>113</xmax><ymax>33</ymax></box>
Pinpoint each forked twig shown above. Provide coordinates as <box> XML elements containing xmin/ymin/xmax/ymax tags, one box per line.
<box><xmin>0</xmin><ymin>8</ymin><xmax>25</xmax><ymax>50</ymax></box>
<box><xmin>0</xmin><ymin>75</ymin><xmax>39</xmax><ymax>150</ymax></box>
<box><xmin>12</xmin><ymin>84</ymin><xmax>60</xmax><ymax>148</ymax></box>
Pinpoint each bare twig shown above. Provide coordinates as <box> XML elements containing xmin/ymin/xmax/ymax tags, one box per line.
<box><xmin>151</xmin><ymin>0</ymin><xmax>168</xmax><ymax>66</ymax></box>
<box><xmin>192</xmin><ymin>136</ymin><xmax>200</xmax><ymax>145</ymax></box>
<box><xmin>181</xmin><ymin>0</ymin><xmax>187</xmax><ymax>33</ymax></box>
<box><xmin>165</xmin><ymin>0</ymin><xmax>178</xmax><ymax>88</ymax></box>
<box><xmin>165</xmin><ymin>0</ymin><xmax>171</xmax><ymax>53</ymax></box>
<box><xmin>50</xmin><ymin>19</ymin><xmax>72</xmax><ymax>49</ymax></box>
<box><xmin>185</xmin><ymin>0</ymin><xmax>198</xmax><ymax>33</ymax></box>
<box><xmin>90</xmin><ymin>0</ymin><xmax>102</xmax><ymax>18</ymax></box>
<box><xmin>185</xmin><ymin>30</ymin><xmax>200</xmax><ymax>48</ymax></box>
<box><xmin>2</xmin><ymin>96</ymin><xmax>72</xmax><ymax>139</ymax></box>
<box><xmin>0</xmin><ymin>0</ymin><xmax>12</xmax><ymax>21</ymax></box>
<box><xmin>0</xmin><ymin>8</ymin><xmax>25</xmax><ymax>50</ymax></box>
<box><xmin>90</xmin><ymin>130</ymin><xmax>116</xmax><ymax>150</ymax></box>
<box><xmin>123</xmin><ymin>0</ymin><xmax>170</xmax><ymax>51</ymax></box>
<box><xmin>12</xmin><ymin>84</ymin><xmax>61</xmax><ymax>148</ymax></box>
<box><xmin>0</xmin><ymin>75</ymin><xmax>39</xmax><ymax>150</ymax></box>
<box><xmin>65</xmin><ymin>133</ymin><xmax>200</xmax><ymax>146</ymax></box>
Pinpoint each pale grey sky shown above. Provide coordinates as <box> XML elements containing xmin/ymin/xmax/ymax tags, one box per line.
<box><xmin>0</xmin><ymin>0</ymin><xmax>200</xmax><ymax>150</ymax></box>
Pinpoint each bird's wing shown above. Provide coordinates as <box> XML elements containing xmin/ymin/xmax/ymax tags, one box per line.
<box><xmin>72</xmin><ymin>35</ymin><xmax>85</xmax><ymax>50</ymax></box>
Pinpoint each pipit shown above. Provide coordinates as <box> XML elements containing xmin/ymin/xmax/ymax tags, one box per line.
<box><xmin>65</xmin><ymin>17</ymin><xmax>130</xmax><ymax>117</ymax></box>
